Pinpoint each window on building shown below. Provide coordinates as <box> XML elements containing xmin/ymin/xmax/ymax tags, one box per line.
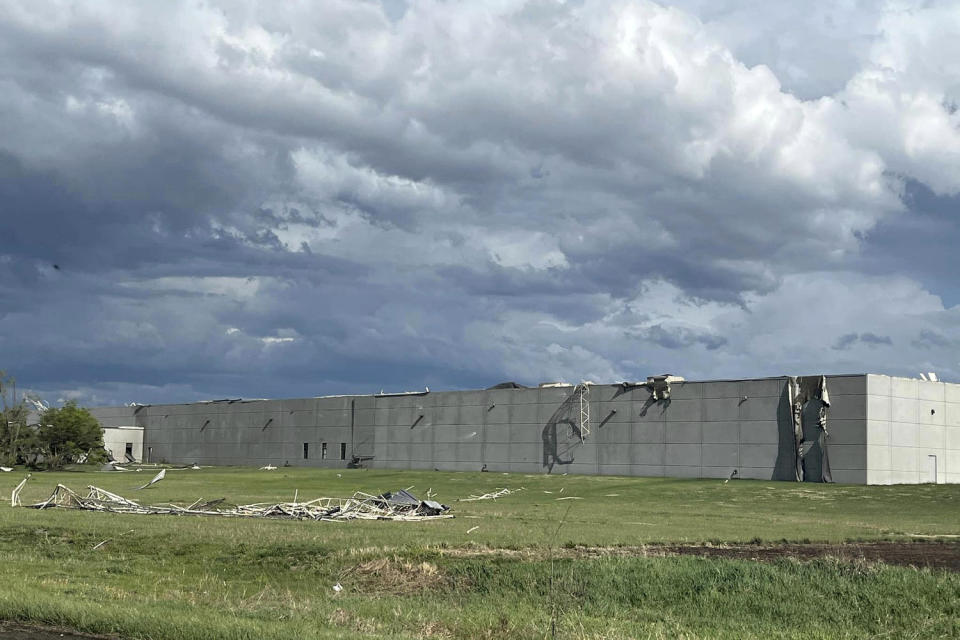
<box><xmin>340</xmin><ymin>443</ymin><xmax>347</xmax><ymax>460</ymax></box>
<box><xmin>303</xmin><ymin>443</ymin><xmax>309</xmax><ymax>459</ymax></box>
<box><xmin>322</xmin><ymin>442</ymin><xmax>328</xmax><ymax>460</ymax></box>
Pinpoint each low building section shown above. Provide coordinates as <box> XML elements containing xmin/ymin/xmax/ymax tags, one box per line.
<box><xmin>88</xmin><ymin>374</ymin><xmax>960</xmax><ymax>484</ymax></box>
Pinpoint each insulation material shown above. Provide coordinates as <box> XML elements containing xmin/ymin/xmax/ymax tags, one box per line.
<box><xmin>780</xmin><ymin>375</ymin><xmax>833</xmax><ymax>483</ymax></box>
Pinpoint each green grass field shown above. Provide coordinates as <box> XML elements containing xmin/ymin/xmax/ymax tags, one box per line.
<box><xmin>1</xmin><ymin>468</ymin><xmax>957</xmax><ymax>639</ymax></box>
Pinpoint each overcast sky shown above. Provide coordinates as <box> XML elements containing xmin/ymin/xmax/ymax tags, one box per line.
<box><xmin>2</xmin><ymin>0</ymin><xmax>960</xmax><ymax>406</ymax></box>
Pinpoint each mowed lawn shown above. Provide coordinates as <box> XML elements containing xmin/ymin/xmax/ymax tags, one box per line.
<box><xmin>0</xmin><ymin>468</ymin><xmax>957</xmax><ymax>639</ymax></box>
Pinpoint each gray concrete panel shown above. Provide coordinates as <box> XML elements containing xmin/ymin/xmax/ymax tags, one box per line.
<box><xmin>484</xmin><ymin>443</ymin><xmax>511</xmax><ymax>463</ymax></box>
<box><xmin>632</xmin><ymin>423</ymin><xmax>664</xmax><ymax>443</ymax></box>
<box><xmin>485</xmin><ymin>404</ymin><xmax>509</xmax><ymax>424</ymax></box>
<box><xmin>828</xmin><ymin>419</ymin><xmax>866</xmax><ymax>445</ymax></box>
<box><xmin>598</xmin><ymin>422</ymin><xmax>630</xmax><ymax>443</ymax></box>
<box><xmin>630</xmin><ymin>442</ymin><xmax>665</xmax><ymax>465</ymax></box>
<box><xmin>891</xmin><ymin>377</ymin><xmax>918</xmax><ymax>399</ymax></box>
<box><xmin>867</xmin><ymin>374</ymin><xmax>891</xmax><ymax>396</ymax></box>
<box><xmin>485</xmin><ymin>424</ymin><xmax>511</xmax><ymax>443</ymax></box>
<box><xmin>432</xmin><ymin>441</ymin><xmax>458</xmax><ymax>462</ymax></box>
<box><xmin>663</xmin><ymin>399</ymin><xmax>702</xmax><ymax>422</ymax></box>
<box><xmin>702</xmin><ymin>421</ymin><xmax>739</xmax><ymax>443</ymax></box>
<box><xmin>918</xmin><ymin>402</ymin><xmax>945</xmax><ymax>426</ymax></box>
<box><xmin>826</xmin><ymin>375</ymin><xmax>866</xmax><ymax>395</ymax></box>
<box><xmin>665</xmin><ymin>422</ymin><xmax>701</xmax><ymax>443</ymax></box>
<box><xmin>945</xmin><ymin>403</ymin><xmax>960</xmax><ymax>427</ymax></box>
<box><xmin>867</xmin><ymin>420</ymin><xmax>890</xmax><ymax>446</ymax></box>
<box><xmin>891</xmin><ymin>398</ymin><xmax>919</xmax><ymax>423</ymax></box>
<box><xmin>891</xmin><ymin>422</ymin><xmax>918</xmax><ymax>447</ymax></box>
<box><xmin>740</xmin><ymin>421</ymin><xmax>778</xmax><ymax>444</ymax></box>
<box><xmin>510</xmin><ymin>423</ymin><xmax>543</xmax><ymax>444</ymax></box>
<box><xmin>702</xmin><ymin>381</ymin><xmax>741</xmax><ymax>398</ymax></box>
<box><xmin>665</xmin><ymin>444</ymin><xmax>700</xmax><ymax>466</ymax></box>
<box><xmin>918</xmin><ymin>425</ymin><xmax>945</xmax><ymax>449</ymax></box>
<box><xmin>739</xmin><ymin>395</ymin><xmax>780</xmax><ymax>421</ymax></box>
<box><xmin>634</xmin><ymin>400</ymin><xmax>666</xmax><ymax>422</ymax></box>
<box><xmin>947</xmin><ymin>427</ymin><xmax>960</xmax><ymax>449</ymax></box>
<box><xmin>701</xmin><ymin>443</ymin><xmax>739</xmax><ymax>467</ymax></box>
<box><xmin>629</xmin><ymin>464</ymin><xmax>664</xmax><ymax>477</ymax></box>
<box><xmin>740</xmin><ymin>444</ymin><xmax>778</xmax><ymax>467</ymax></box>
<box><xmin>945</xmin><ymin>384</ymin><xmax>960</xmax><ymax>404</ymax></box>
<box><xmin>702</xmin><ymin>398</ymin><xmax>739</xmax><ymax>422</ymax></box>
<box><xmin>701</xmin><ymin>466</ymin><xmax>735</xmax><ymax>479</ymax></box>
<box><xmin>598</xmin><ymin>443</ymin><xmax>632</xmax><ymax>465</ymax></box>
<box><xmin>738</xmin><ymin>466</ymin><xmax>774</xmax><ymax>480</ymax></box>
<box><xmin>598</xmin><ymin>464</ymin><xmax>633</xmax><ymax>476</ymax></box>
<box><xmin>828</xmin><ymin>395</ymin><xmax>866</xmax><ymax>420</ymax></box>
<box><xmin>829</xmin><ymin>444</ymin><xmax>866</xmax><ymax>469</ymax></box>
<box><xmin>664</xmin><ymin>465</ymin><xmax>701</xmax><ymax>478</ymax></box>
<box><xmin>456</xmin><ymin>442</ymin><xmax>482</xmax><ymax>464</ymax></box>
<box><xmin>740</xmin><ymin>378</ymin><xmax>783</xmax><ymax>398</ymax></box>
<box><xmin>666</xmin><ymin>382</ymin><xmax>701</xmax><ymax>400</ymax></box>
<box><xmin>867</xmin><ymin>395</ymin><xmax>891</xmax><ymax>421</ymax></box>
<box><xmin>918</xmin><ymin>381</ymin><xmax>945</xmax><ymax>402</ymax></box>
<box><xmin>597</xmin><ymin>401</ymin><xmax>632</xmax><ymax>422</ymax></box>
<box><xmin>830</xmin><ymin>469</ymin><xmax>867</xmax><ymax>484</ymax></box>
<box><xmin>891</xmin><ymin>447</ymin><xmax>918</xmax><ymax>472</ymax></box>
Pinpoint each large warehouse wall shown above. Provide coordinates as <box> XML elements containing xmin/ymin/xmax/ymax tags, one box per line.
<box><xmin>865</xmin><ymin>375</ymin><xmax>960</xmax><ymax>484</ymax></box>
<box><xmin>89</xmin><ymin>375</ymin><xmax>871</xmax><ymax>482</ymax></box>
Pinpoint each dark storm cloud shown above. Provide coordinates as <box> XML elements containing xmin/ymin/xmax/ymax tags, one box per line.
<box><xmin>2</xmin><ymin>0</ymin><xmax>960</xmax><ymax>404</ymax></box>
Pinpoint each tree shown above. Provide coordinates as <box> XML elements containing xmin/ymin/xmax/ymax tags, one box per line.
<box><xmin>0</xmin><ymin>371</ymin><xmax>32</xmax><ymax>466</ymax></box>
<box><xmin>37</xmin><ymin>401</ymin><xmax>107</xmax><ymax>470</ymax></box>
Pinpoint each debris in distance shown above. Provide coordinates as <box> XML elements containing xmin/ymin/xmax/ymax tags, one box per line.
<box><xmin>0</xmin><ymin>467</ymin><xmax>12</xmax><ymax>472</ymax></box>
<box><xmin>21</xmin><ymin>484</ymin><xmax>453</xmax><ymax>522</ymax></box>
<box><xmin>332</xmin><ymin>582</ymin><xmax>343</xmax><ymax>593</ymax></box>
<box><xmin>135</xmin><ymin>468</ymin><xmax>165</xmax><ymax>490</ymax></box>
<box><xmin>458</xmin><ymin>487</ymin><xmax>525</xmax><ymax>502</ymax></box>
<box><xmin>259</xmin><ymin>465</ymin><xmax>277</xmax><ymax>471</ymax></box>
<box><xmin>466</xmin><ymin>526</ymin><xmax>479</xmax><ymax>534</ymax></box>
<box><xmin>555</xmin><ymin>496</ymin><xmax>582</xmax><ymax>500</ymax></box>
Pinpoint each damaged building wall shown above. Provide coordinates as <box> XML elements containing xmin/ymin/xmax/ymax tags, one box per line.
<box><xmin>88</xmin><ymin>374</ymin><xmax>882</xmax><ymax>483</ymax></box>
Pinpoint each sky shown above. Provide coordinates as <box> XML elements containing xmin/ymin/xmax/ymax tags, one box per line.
<box><xmin>2</xmin><ymin>0</ymin><xmax>960</xmax><ymax>406</ymax></box>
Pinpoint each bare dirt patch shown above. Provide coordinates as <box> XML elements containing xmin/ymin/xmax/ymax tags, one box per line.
<box><xmin>444</xmin><ymin>542</ymin><xmax>960</xmax><ymax>571</ymax></box>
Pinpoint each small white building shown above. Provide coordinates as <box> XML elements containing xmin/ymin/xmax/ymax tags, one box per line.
<box><xmin>102</xmin><ymin>426</ymin><xmax>144</xmax><ymax>463</ymax></box>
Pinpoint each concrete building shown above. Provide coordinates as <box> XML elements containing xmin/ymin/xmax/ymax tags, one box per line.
<box><xmin>88</xmin><ymin>374</ymin><xmax>960</xmax><ymax>484</ymax></box>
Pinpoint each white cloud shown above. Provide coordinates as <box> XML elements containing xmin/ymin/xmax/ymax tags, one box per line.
<box><xmin>3</xmin><ymin>0</ymin><xmax>960</xmax><ymax>402</ymax></box>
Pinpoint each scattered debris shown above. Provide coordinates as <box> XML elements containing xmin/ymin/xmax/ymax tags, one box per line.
<box><xmin>458</xmin><ymin>487</ymin><xmax>525</xmax><ymax>502</ymax></box>
<box><xmin>10</xmin><ymin>475</ymin><xmax>30</xmax><ymax>507</ymax></box>
<box><xmin>135</xmin><ymin>469</ymin><xmax>165</xmax><ymax>490</ymax></box>
<box><xmin>259</xmin><ymin>465</ymin><xmax>277</xmax><ymax>471</ymax></box>
<box><xmin>332</xmin><ymin>582</ymin><xmax>343</xmax><ymax>593</ymax></box>
<box><xmin>0</xmin><ymin>467</ymin><xmax>11</xmax><ymax>472</ymax></box>
<box><xmin>91</xmin><ymin>539</ymin><xmax>110</xmax><ymax>550</ymax></box>
<box><xmin>466</xmin><ymin>526</ymin><xmax>479</xmax><ymax>534</ymax></box>
<box><xmin>20</xmin><ymin>484</ymin><xmax>452</xmax><ymax>522</ymax></box>
<box><xmin>555</xmin><ymin>496</ymin><xmax>582</xmax><ymax>500</ymax></box>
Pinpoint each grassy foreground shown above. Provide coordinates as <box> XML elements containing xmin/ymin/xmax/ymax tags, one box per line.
<box><xmin>0</xmin><ymin>468</ymin><xmax>957</xmax><ymax>639</ymax></box>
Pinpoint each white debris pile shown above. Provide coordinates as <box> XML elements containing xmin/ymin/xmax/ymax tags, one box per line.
<box><xmin>458</xmin><ymin>487</ymin><xmax>525</xmax><ymax>502</ymax></box>
<box><xmin>16</xmin><ymin>482</ymin><xmax>452</xmax><ymax>522</ymax></box>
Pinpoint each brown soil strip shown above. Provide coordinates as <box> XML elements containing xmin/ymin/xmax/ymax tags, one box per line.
<box><xmin>442</xmin><ymin>541</ymin><xmax>960</xmax><ymax>571</ymax></box>
<box><xmin>0</xmin><ymin>622</ymin><xmax>117</xmax><ymax>639</ymax></box>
